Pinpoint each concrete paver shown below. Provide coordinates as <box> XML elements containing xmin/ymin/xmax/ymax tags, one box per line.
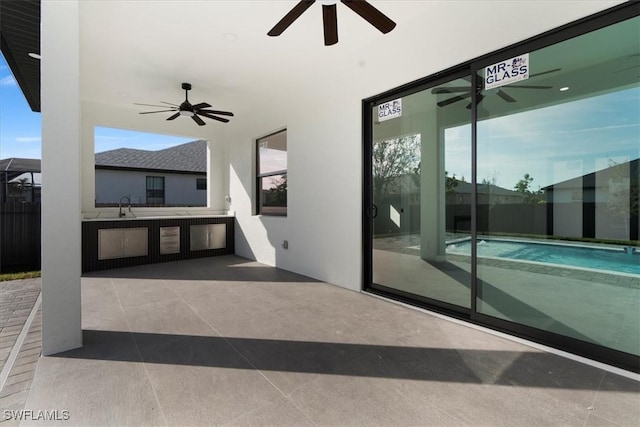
<box><xmin>0</xmin><ymin>279</ymin><xmax>42</xmax><ymax>425</ymax></box>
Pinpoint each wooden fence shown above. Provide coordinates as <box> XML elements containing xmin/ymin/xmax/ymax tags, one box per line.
<box><xmin>0</xmin><ymin>202</ymin><xmax>41</xmax><ymax>272</ymax></box>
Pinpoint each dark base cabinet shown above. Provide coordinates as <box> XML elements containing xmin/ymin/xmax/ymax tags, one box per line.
<box><xmin>82</xmin><ymin>216</ymin><xmax>234</xmax><ymax>273</ymax></box>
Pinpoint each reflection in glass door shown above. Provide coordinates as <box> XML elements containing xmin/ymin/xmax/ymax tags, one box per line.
<box><xmin>371</xmin><ymin>76</ymin><xmax>473</xmax><ymax>310</ymax></box>
<box><xmin>475</xmin><ymin>16</ymin><xmax>640</xmax><ymax>357</ymax></box>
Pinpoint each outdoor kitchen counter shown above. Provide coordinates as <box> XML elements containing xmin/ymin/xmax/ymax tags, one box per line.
<box><xmin>81</xmin><ymin>215</ymin><xmax>234</xmax><ymax>272</ymax></box>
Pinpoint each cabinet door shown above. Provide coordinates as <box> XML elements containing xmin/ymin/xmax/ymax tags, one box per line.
<box><xmin>124</xmin><ymin>227</ymin><xmax>148</xmax><ymax>257</ymax></box>
<box><xmin>190</xmin><ymin>224</ymin><xmax>226</xmax><ymax>250</ymax></box>
<box><xmin>208</xmin><ymin>224</ymin><xmax>226</xmax><ymax>249</ymax></box>
<box><xmin>98</xmin><ymin>229</ymin><xmax>124</xmax><ymax>260</ymax></box>
<box><xmin>190</xmin><ymin>224</ymin><xmax>209</xmax><ymax>251</ymax></box>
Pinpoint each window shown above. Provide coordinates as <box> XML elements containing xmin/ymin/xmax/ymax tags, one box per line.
<box><xmin>146</xmin><ymin>176</ymin><xmax>165</xmax><ymax>205</ymax></box>
<box><xmin>256</xmin><ymin>130</ymin><xmax>287</xmax><ymax>215</ymax></box>
<box><xmin>196</xmin><ymin>178</ymin><xmax>207</xmax><ymax>190</ymax></box>
<box><xmin>94</xmin><ymin>127</ymin><xmax>206</xmax><ymax>208</ymax></box>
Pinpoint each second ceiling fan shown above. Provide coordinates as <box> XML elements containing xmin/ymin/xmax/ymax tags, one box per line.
<box><xmin>268</xmin><ymin>0</ymin><xmax>396</xmax><ymax>46</ymax></box>
<box><xmin>135</xmin><ymin>83</ymin><xmax>234</xmax><ymax>126</ymax></box>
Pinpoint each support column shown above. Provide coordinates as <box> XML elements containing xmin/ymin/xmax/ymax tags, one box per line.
<box><xmin>420</xmin><ymin>113</ymin><xmax>443</xmax><ymax>261</ymax></box>
<box><xmin>41</xmin><ymin>0</ymin><xmax>82</xmax><ymax>355</ymax></box>
<box><xmin>207</xmin><ymin>140</ymin><xmax>226</xmax><ymax>212</ymax></box>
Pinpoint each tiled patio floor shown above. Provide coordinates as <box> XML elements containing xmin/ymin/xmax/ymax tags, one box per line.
<box><xmin>20</xmin><ymin>256</ymin><xmax>640</xmax><ymax>426</ymax></box>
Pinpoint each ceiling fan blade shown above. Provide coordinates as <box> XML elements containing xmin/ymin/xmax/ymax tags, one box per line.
<box><xmin>437</xmin><ymin>93</ymin><xmax>471</xmax><ymax>107</ymax></box>
<box><xmin>530</xmin><ymin>68</ymin><xmax>561</xmax><ymax>78</ymax></box>
<box><xmin>192</xmin><ymin>115</ymin><xmax>206</xmax><ymax>126</ymax></box>
<box><xmin>431</xmin><ymin>86</ymin><xmax>473</xmax><ymax>94</ymax></box>
<box><xmin>134</xmin><ymin>103</ymin><xmax>177</xmax><ymax>109</ymax></box>
<box><xmin>323</xmin><ymin>4</ymin><xmax>338</xmax><ymax>46</ymax></box>
<box><xmin>341</xmin><ymin>0</ymin><xmax>396</xmax><ymax>34</ymax></box>
<box><xmin>496</xmin><ymin>90</ymin><xmax>516</xmax><ymax>103</ymax></box>
<box><xmin>198</xmin><ymin>109</ymin><xmax>234</xmax><ymax>117</ymax></box>
<box><xmin>268</xmin><ymin>0</ymin><xmax>316</xmax><ymax>36</ymax></box>
<box><xmin>191</xmin><ymin>102</ymin><xmax>212</xmax><ymax>109</ymax></box>
<box><xmin>140</xmin><ymin>110</ymin><xmax>176</xmax><ymax>114</ymax></box>
<box><xmin>166</xmin><ymin>112</ymin><xmax>181</xmax><ymax>121</ymax></box>
<box><xmin>198</xmin><ymin>112</ymin><xmax>230</xmax><ymax>123</ymax></box>
<box><xmin>466</xmin><ymin>94</ymin><xmax>484</xmax><ymax>110</ymax></box>
<box><xmin>160</xmin><ymin>101</ymin><xmax>179</xmax><ymax>107</ymax></box>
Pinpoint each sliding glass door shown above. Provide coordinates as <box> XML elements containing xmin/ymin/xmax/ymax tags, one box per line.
<box><xmin>364</xmin><ymin>5</ymin><xmax>639</xmax><ymax>371</ymax></box>
<box><xmin>370</xmin><ymin>75</ymin><xmax>473</xmax><ymax>311</ymax></box>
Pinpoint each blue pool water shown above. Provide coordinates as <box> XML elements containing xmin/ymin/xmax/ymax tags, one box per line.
<box><xmin>446</xmin><ymin>239</ymin><xmax>640</xmax><ymax>275</ymax></box>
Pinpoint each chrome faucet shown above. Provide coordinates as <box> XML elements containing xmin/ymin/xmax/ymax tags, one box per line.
<box><xmin>118</xmin><ymin>196</ymin><xmax>131</xmax><ymax>217</ymax></box>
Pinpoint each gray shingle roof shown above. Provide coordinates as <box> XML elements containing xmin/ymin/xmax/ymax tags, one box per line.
<box><xmin>94</xmin><ymin>140</ymin><xmax>206</xmax><ymax>173</ymax></box>
<box><xmin>0</xmin><ymin>158</ymin><xmax>41</xmax><ymax>173</ymax></box>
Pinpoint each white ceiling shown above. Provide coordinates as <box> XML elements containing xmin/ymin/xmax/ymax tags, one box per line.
<box><xmin>76</xmin><ymin>0</ymin><xmax>634</xmax><ymax>138</ymax></box>
<box><xmin>79</xmin><ymin>1</ymin><xmax>434</xmax><ymax>115</ymax></box>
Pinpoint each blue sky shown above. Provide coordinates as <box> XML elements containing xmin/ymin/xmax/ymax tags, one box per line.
<box><xmin>0</xmin><ymin>54</ymin><xmax>192</xmax><ymax>160</ymax></box>
<box><xmin>0</xmin><ymin>55</ymin><xmax>42</xmax><ymax>159</ymax></box>
<box><xmin>445</xmin><ymin>86</ymin><xmax>640</xmax><ymax>189</ymax></box>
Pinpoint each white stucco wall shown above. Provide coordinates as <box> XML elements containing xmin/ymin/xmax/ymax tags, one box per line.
<box><xmin>41</xmin><ymin>0</ymin><xmax>624</xmax><ymax>354</ymax></box>
<box><xmin>228</xmin><ymin>1</ymin><xmax>623</xmax><ymax>291</ymax></box>
<box><xmin>95</xmin><ymin>169</ymin><xmax>206</xmax><ymax>206</ymax></box>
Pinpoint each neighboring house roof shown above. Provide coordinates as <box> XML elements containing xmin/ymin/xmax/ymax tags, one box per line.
<box><xmin>381</xmin><ymin>174</ymin><xmax>523</xmax><ymax>197</ymax></box>
<box><xmin>0</xmin><ymin>158</ymin><xmax>41</xmax><ymax>173</ymax></box>
<box><xmin>94</xmin><ymin>140</ymin><xmax>207</xmax><ymax>174</ymax></box>
<box><xmin>0</xmin><ymin>158</ymin><xmax>41</xmax><ymax>182</ymax></box>
<box><xmin>452</xmin><ymin>181</ymin><xmax>524</xmax><ymax>196</ymax></box>
<box><xmin>542</xmin><ymin>158</ymin><xmax>639</xmax><ymax>190</ymax></box>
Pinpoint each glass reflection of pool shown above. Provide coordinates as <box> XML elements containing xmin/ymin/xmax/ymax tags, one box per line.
<box><xmin>446</xmin><ymin>239</ymin><xmax>640</xmax><ymax>275</ymax></box>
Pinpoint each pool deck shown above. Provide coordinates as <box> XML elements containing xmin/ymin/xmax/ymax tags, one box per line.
<box><xmin>6</xmin><ymin>256</ymin><xmax>640</xmax><ymax>426</ymax></box>
<box><xmin>376</xmin><ymin>234</ymin><xmax>640</xmax><ymax>286</ymax></box>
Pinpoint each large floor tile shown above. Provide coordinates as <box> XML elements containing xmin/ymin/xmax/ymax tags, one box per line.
<box><xmin>81</xmin><ymin>279</ymin><xmax>130</xmax><ymax>332</ymax></box>
<box><xmin>22</xmin><ymin>358</ymin><xmax>165</xmax><ymax>427</ymax></box>
<box><xmin>224</xmin><ymin>394</ymin><xmax>315</xmax><ymax>426</ymax></box>
<box><xmin>123</xmin><ymin>297</ymin><xmax>215</xmax><ymax>336</ymax></box>
<box><xmin>288</xmin><ymin>373</ymin><xmax>462</xmax><ymax>426</ymax></box>
<box><xmin>111</xmin><ymin>277</ymin><xmax>180</xmax><ymax>308</ymax></box>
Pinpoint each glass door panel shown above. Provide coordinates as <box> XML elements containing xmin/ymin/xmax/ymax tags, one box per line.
<box><xmin>371</xmin><ymin>76</ymin><xmax>473</xmax><ymax>309</ymax></box>
<box><xmin>476</xmin><ymin>16</ymin><xmax>640</xmax><ymax>356</ymax></box>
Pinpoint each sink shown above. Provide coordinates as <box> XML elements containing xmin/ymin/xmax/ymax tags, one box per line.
<box><xmin>82</xmin><ymin>211</ymin><xmax>232</xmax><ymax>221</ymax></box>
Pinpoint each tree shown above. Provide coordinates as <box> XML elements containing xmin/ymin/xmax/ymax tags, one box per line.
<box><xmin>8</xmin><ymin>178</ymin><xmax>29</xmax><ymax>196</ymax></box>
<box><xmin>445</xmin><ymin>170</ymin><xmax>459</xmax><ymax>193</ymax></box>
<box><xmin>264</xmin><ymin>175</ymin><xmax>287</xmax><ymax>207</ymax></box>
<box><xmin>372</xmin><ymin>135</ymin><xmax>420</xmax><ymax>201</ymax></box>
<box><xmin>514</xmin><ymin>173</ymin><xmax>544</xmax><ymax>203</ymax></box>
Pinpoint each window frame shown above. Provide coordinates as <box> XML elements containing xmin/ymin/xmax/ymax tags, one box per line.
<box><xmin>145</xmin><ymin>175</ymin><xmax>165</xmax><ymax>205</ymax></box>
<box><xmin>196</xmin><ymin>178</ymin><xmax>207</xmax><ymax>190</ymax></box>
<box><xmin>256</xmin><ymin>129</ymin><xmax>288</xmax><ymax>216</ymax></box>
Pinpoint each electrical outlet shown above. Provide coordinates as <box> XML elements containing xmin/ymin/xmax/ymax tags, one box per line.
<box><xmin>282</xmin><ymin>240</ymin><xmax>288</xmax><ymax>249</ymax></box>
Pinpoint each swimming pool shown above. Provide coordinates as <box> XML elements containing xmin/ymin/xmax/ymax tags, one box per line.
<box><xmin>446</xmin><ymin>238</ymin><xmax>640</xmax><ymax>275</ymax></box>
